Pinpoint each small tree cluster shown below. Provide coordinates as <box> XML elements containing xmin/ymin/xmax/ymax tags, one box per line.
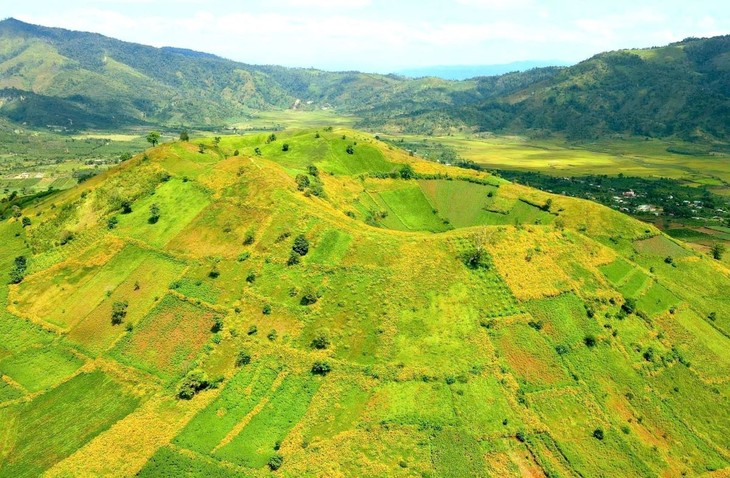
<box><xmin>9</xmin><ymin>256</ymin><xmax>27</xmax><ymax>284</ymax></box>
<box><xmin>311</xmin><ymin>361</ymin><xmax>331</xmax><ymax>375</ymax></box>
<box><xmin>711</xmin><ymin>243</ymin><xmax>726</xmax><ymax>260</ymax></box>
<box><xmin>111</xmin><ymin>301</ymin><xmax>128</xmax><ymax>325</ymax></box>
<box><xmin>177</xmin><ymin>369</ymin><xmax>210</xmax><ymax>400</ymax></box>
<box><xmin>148</xmin><ymin>203</ymin><xmax>160</xmax><ymax>224</ymax></box>
<box><xmin>292</xmin><ymin>234</ymin><xmax>309</xmax><ymax>256</ymax></box>
<box><xmin>311</xmin><ymin>332</ymin><xmax>330</xmax><ymax>350</ymax></box>
<box><xmin>235</xmin><ymin>349</ymin><xmax>251</xmax><ymax>367</ymax></box>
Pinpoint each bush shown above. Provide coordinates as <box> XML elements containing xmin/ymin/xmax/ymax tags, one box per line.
<box><xmin>246</xmin><ymin>271</ymin><xmax>256</xmax><ymax>283</ymax></box>
<box><xmin>9</xmin><ymin>255</ymin><xmax>27</xmax><ymax>284</ymax></box>
<box><xmin>292</xmin><ymin>234</ymin><xmax>309</xmax><ymax>256</ymax></box>
<box><xmin>555</xmin><ymin>344</ymin><xmax>569</xmax><ymax>355</ymax></box>
<box><xmin>593</xmin><ymin>428</ymin><xmax>604</xmax><ymax>440</ymax></box>
<box><xmin>107</xmin><ymin>216</ymin><xmax>118</xmax><ymax>230</ymax></box>
<box><xmin>621</xmin><ymin>297</ymin><xmax>636</xmax><ymax>315</ymax></box>
<box><xmin>262</xmin><ymin>304</ymin><xmax>272</xmax><ymax>315</ymax></box>
<box><xmin>300</xmin><ymin>289</ymin><xmax>318</xmax><ymax>306</ymax></box>
<box><xmin>346</xmin><ymin>145</ymin><xmax>354</xmax><ymax>155</ymax></box>
<box><xmin>308</xmin><ymin>165</ymin><xmax>319</xmax><ymax>176</ymax></box>
<box><xmin>584</xmin><ymin>335</ymin><xmax>597</xmax><ymax>348</ymax></box>
<box><xmin>399</xmin><ymin>164</ymin><xmax>415</xmax><ymax>179</ymax></box>
<box><xmin>236</xmin><ymin>350</ymin><xmax>251</xmax><ymax>367</ymax></box>
<box><xmin>111</xmin><ymin>301</ymin><xmax>128</xmax><ymax>325</ymax></box>
<box><xmin>295</xmin><ymin>174</ymin><xmax>310</xmax><ymax>191</ymax></box>
<box><xmin>177</xmin><ymin>369</ymin><xmax>210</xmax><ymax>400</ymax></box>
<box><xmin>268</xmin><ymin>454</ymin><xmax>283</xmax><ymax>471</ymax></box>
<box><xmin>282</xmin><ymin>143</ymin><xmax>289</xmax><ymax>152</ymax></box>
<box><xmin>287</xmin><ymin>251</ymin><xmax>301</xmax><ymax>266</ymax></box>
<box><xmin>211</xmin><ymin>316</ymin><xmax>223</xmax><ymax>333</ymax></box>
<box><xmin>121</xmin><ymin>200</ymin><xmax>132</xmax><ymax>214</ymax></box>
<box><xmin>311</xmin><ymin>361</ymin><xmax>331</xmax><ymax>375</ymax></box>
<box><xmin>148</xmin><ymin>203</ymin><xmax>160</xmax><ymax>224</ymax></box>
<box><xmin>311</xmin><ymin>333</ymin><xmax>330</xmax><ymax>350</ymax></box>
<box><xmin>515</xmin><ymin>431</ymin><xmax>526</xmax><ymax>442</ymax></box>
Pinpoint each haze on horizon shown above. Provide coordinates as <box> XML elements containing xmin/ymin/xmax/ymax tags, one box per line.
<box><xmin>7</xmin><ymin>0</ymin><xmax>730</xmax><ymax>74</ymax></box>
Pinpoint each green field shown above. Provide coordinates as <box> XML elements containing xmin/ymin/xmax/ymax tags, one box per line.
<box><xmin>0</xmin><ymin>128</ymin><xmax>728</xmax><ymax>476</ymax></box>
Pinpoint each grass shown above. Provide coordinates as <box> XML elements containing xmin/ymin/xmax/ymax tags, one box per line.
<box><xmin>110</xmin><ymin>295</ymin><xmax>220</xmax><ymax>381</ymax></box>
<box><xmin>0</xmin><ymin>370</ymin><xmax>139</xmax><ymax>477</ymax></box>
<box><xmin>214</xmin><ymin>373</ymin><xmax>320</xmax><ymax>468</ymax></box>
<box><xmin>1</xmin><ymin>126</ymin><xmax>729</xmax><ymax>477</ymax></box>
<box><xmin>0</xmin><ymin>345</ymin><xmax>84</xmax><ymax>393</ymax></box>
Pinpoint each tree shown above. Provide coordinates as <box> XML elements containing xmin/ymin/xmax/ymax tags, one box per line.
<box><xmin>311</xmin><ymin>333</ymin><xmax>330</xmax><ymax>350</ymax></box>
<box><xmin>311</xmin><ymin>361</ymin><xmax>331</xmax><ymax>375</ymax></box>
<box><xmin>111</xmin><ymin>301</ymin><xmax>128</xmax><ymax>325</ymax></box>
<box><xmin>462</xmin><ymin>229</ymin><xmax>489</xmax><ymax>269</ymax></box>
<box><xmin>399</xmin><ymin>164</ymin><xmax>415</xmax><ymax>179</ymax></box>
<box><xmin>21</xmin><ymin>216</ymin><xmax>31</xmax><ymax>228</ymax></box>
<box><xmin>268</xmin><ymin>454</ymin><xmax>284</xmax><ymax>471</ymax></box>
<box><xmin>179</xmin><ymin>131</ymin><xmax>190</xmax><ymax>142</ymax></box>
<box><xmin>9</xmin><ymin>256</ymin><xmax>27</xmax><ymax>284</ymax></box>
<box><xmin>282</xmin><ymin>143</ymin><xmax>290</xmax><ymax>152</ymax></box>
<box><xmin>148</xmin><ymin>203</ymin><xmax>160</xmax><ymax>224</ymax></box>
<box><xmin>295</xmin><ymin>174</ymin><xmax>310</xmax><ymax>191</ymax></box>
<box><xmin>121</xmin><ymin>200</ymin><xmax>133</xmax><ymax>214</ymax></box>
<box><xmin>300</xmin><ymin>287</ymin><xmax>319</xmax><ymax>305</ymax></box>
<box><xmin>146</xmin><ymin>131</ymin><xmax>161</xmax><ymax>147</ymax></box>
<box><xmin>711</xmin><ymin>243</ymin><xmax>726</xmax><ymax>260</ymax></box>
<box><xmin>593</xmin><ymin>428</ymin><xmax>604</xmax><ymax>440</ymax></box>
<box><xmin>11</xmin><ymin>205</ymin><xmax>21</xmax><ymax>219</ymax></box>
<box><xmin>254</xmin><ymin>147</ymin><xmax>262</xmax><ymax>156</ymax></box>
<box><xmin>214</xmin><ymin>136</ymin><xmax>221</xmax><ymax>145</ymax></box>
<box><xmin>198</xmin><ymin>143</ymin><xmax>205</xmax><ymax>154</ymax></box>
<box><xmin>235</xmin><ymin>349</ymin><xmax>251</xmax><ymax>367</ymax></box>
<box><xmin>177</xmin><ymin>369</ymin><xmax>210</xmax><ymax>400</ymax></box>
<box><xmin>107</xmin><ymin>216</ymin><xmax>118</xmax><ymax>230</ymax></box>
<box><xmin>308</xmin><ymin>165</ymin><xmax>319</xmax><ymax>177</ymax></box>
<box><xmin>292</xmin><ymin>234</ymin><xmax>309</xmax><ymax>256</ymax></box>
<box><xmin>287</xmin><ymin>251</ymin><xmax>301</xmax><ymax>266</ymax></box>
<box><xmin>346</xmin><ymin>144</ymin><xmax>354</xmax><ymax>155</ymax></box>
<box><xmin>621</xmin><ymin>297</ymin><xmax>637</xmax><ymax>315</ymax></box>
<box><xmin>584</xmin><ymin>335</ymin><xmax>597</xmax><ymax>348</ymax></box>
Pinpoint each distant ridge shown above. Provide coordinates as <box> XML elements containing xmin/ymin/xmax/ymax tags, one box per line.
<box><xmin>0</xmin><ymin>18</ymin><xmax>729</xmax><ymax>140</ymax></box>
<box><xmin>395</xmin><ymin>61</ymin><xmax>572</xmax><ymax>80</ymax></box>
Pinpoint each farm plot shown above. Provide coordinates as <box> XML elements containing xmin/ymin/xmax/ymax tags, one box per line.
<box><xmin>0</xmin><ymin>370</ymin><xmax>139</xmax><ymax>478</ymax></box>
<box><xmin>213</xmin><ymin>373</ymin><xmax>320</xmax><ymax>468</ymax></box>
<box><xmin>110</xmin><ymin>294</ymin><xmax>221</xmax><ymax>381</ymax></box>
<box><xmin>0</xmin><ymin>345</ymin><xmax>84</xmax><ymax>393</ymax></box>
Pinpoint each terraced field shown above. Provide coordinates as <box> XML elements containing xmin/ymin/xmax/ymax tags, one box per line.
<box><xmin>0</xmin><ymin>129</ymin><xmax>728</xmax><ymax>476</ymax></box>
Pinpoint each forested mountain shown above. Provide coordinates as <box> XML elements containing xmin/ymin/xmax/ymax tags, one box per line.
<box><xmin>1</xmin><ymin>17</ymin><xmax>729</xmax><ymax>140</ymax></box>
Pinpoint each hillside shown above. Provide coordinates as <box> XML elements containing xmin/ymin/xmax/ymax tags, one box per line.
<box><xmin>0</xmin><ymin>129</ymin><xmax>728</xmax><ymax>476</ymax></box>
<box><xmin>2</xmin><ymin>18</ymin><xmax>730</xmax><ymax>140</ymax></box>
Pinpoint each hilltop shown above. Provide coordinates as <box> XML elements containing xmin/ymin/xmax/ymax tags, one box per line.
<box><xmin>1</xmin><ymin>18</ymin><xmax>730</xmax><ymax>140</ymax></box>
<box><xmin>0</xmin><ymin>129</ymin><xmax>728</xmax><ymax>476</ymax></box>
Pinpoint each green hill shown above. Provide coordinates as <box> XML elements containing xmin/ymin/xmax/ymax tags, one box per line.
<box><xmin>2</xmin><ymin>18</ymin><xmax>729</xmax><ymax>141</ymax></box>
<box><xmin>1</xmin><ymin>130</ymin><xmax>728</xmax><ymax>476</ymax></box>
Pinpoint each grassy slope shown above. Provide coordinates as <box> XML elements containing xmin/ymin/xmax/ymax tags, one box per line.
<box><xmin>0</xmin><ymin>129</ymin><xmax>728</xmax><ymax>477</ymax></box>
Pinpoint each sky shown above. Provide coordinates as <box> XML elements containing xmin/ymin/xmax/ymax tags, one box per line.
<box><xmin>7</xmin><ymin>0</ymin><xmax>730</xmax><ymax>73</ymax></box>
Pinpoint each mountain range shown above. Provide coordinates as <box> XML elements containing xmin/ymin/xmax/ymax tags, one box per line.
<box><xmin>1</xmin><ymin>18</ymin><xmax>729</xmax><ymax>140</ymax></box>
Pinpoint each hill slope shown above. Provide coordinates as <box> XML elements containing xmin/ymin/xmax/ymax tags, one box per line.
<box><xmin>2</xmin><ymin>18</ymin><xmax>729</xmax><ymax>140</ymax></box>
<box><xmin>1</xmin><ymin>130</ymin><xmax>728</xmax><ymax>476</ymax></box>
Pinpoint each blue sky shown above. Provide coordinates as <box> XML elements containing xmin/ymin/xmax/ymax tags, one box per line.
<box><xmin>8</xmin><ymin>0</ymin><xmax>730</xmax><ymax>73</ymax></box>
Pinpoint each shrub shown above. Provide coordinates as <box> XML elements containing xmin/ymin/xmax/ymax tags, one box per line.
<box><xmin>262</xmin><ymin>304</ymin><xmax>272</xmax><ymax>315</ymax></box>
<box><xmin>282</xmin><ymin>143</ymin><xmax>289</xmax><ymax>152</ymax></box>
<box><xmin>295</xmin><ymin>174</ymin><xmax>310</xmax><ymax>191</ymax></box>
<box><xmin>311</xmin><ymin>333</ymin><xmax>330</xmax><ymax>350</ymax></box>
<box><xmin>236</xmin><ymin>350</ymin><xmax>251</xmax><ymax>367</ymax></box>
<box><xmin>121</xmin><ymin>200</ymin><xmax>133</xmax><ymax>214</ymax></box>
<box><xmin>268</xmin><ymin>454</ymin><xmax>284</xmax><ymax>471</ymax></box>
<box><xmin>528</xmin><ymin>320</ymin><xmax>544</xmax><ymax>331</ymax></box>
<box><xmin>177</xmin><ymin>369</ymin><xmax>210</xmax><ymax>400</ymax></box>
<box><xmin>621</xmin><ymin>297</ymin><xmax>636</xmax><ymax>315</ymax></box>
<box><xmin>287</xmin><ymin>251</ymin><xmax>301</xmax><ymax>266</ymax></box>
<box><xmin>148</xmin><ymin>203</ymin><xmax>160</xmax><ymax>224</ymax></box>
<box><xmin>308</xmin><ymin>165</ymin><xmax>319</xmax><ymax>176</ymax></box>
<box><xmin>399</xmin><ymin>164</ymin><xmax>415</xmax><ymax>179</ymax></box>
<box><xmin>593</xmin><ymin>428</ymin><xmax>604</xmax><ymax>440</ymax></box>
<box><xmin>346</xmin><ymin>145</ymin><xmax>354</xmax><ymax>154</ymax></box>
<box><xmin>584</xmin><ymin>335</ymin><xmax>597</xmax><ymax>348</ymax></box>
<box><xmin>111</xmin><ymin>301</ymin><xmax>128</xmax><ymax>325</ymax></box>
<box><xmin>243</xmin><ymin>229</ymin><xmax>255</xmax><ymax>245</ymax></box>
<box><xmin>21</xmin><ymin>216</ymin><xmax>31</xmax><ymax>227</ymax></box>
<box><xmin>555</xmin><ymin>344</ymin><xmax>569</xmax><ymax>355</ymax></box>
<box><xmin>247</xmin><ymin>325</ymin><xmax>258</xmax><ymax>335</ymax></box>
<box><xmin>267</xmin><ymin>329</ymin><xmax>277</xmax><ymax>341</ymax></box>
<box><xmin>246</xmin><ymin>271</ymin><xmax>256</xmax><ymax>283</ymax></box>
<box><xmin>311</xmin><ymin>361</ymin><xmax>331</xmax><ymax>375</ymax></box>
<box><xmin>300</xmin><ymin>288</ymin><xmax>318</xmax><ymax>306</ymax></box>
<box><xmin>211</xmin><ymin>316</ymin><xmax>223</xmax><ymax>333</ymax></box>
<box><xmin>515</xmin><ymin>431</ymin><xmax>526</xmax><ymax>442</ymax></box>
<box><xmin>9</xmin><ymin>255</ymin><xmax>28</xmax><ymax>284</ymax></box>
<box><xmin>107</xmin><ymin>216</ymin><xmax>118</xmax><ymax>230</ymax></box>
<box><xmin>292</xmin><ymin>234</ymin><xmax>309</xmax><ymax>256</ymax></box>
